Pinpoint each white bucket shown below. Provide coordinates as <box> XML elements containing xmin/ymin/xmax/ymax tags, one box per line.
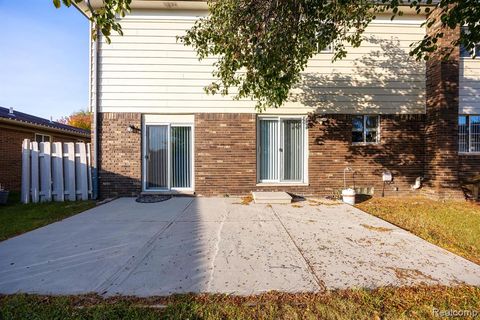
<box><xmin>342</xmin><ymin>188</ymin><xmax>356</xmax><ymax>205</ymax></box>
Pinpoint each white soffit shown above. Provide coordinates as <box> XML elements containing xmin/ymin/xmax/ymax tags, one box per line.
<box><xmin>81</xmin><ymin>0</ymin><xmax>208</xmax><ymax>10</ymax></box>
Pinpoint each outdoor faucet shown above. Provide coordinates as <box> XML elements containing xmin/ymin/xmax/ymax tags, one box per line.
<box><xmin>343</xmin><ymin>167</ymin><xmax>354</xmax><ymax>189</ymax></box>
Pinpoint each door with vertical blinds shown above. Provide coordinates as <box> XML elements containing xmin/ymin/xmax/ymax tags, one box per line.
<box><xmin>146</xmin><ymin>125</ymin><xmax>169</xmax><ymax>189</ymax></box>
<box><xmin>171</xmin><ymin>126</ymin><xmax>192</xmax><ymax>188</ymax></box>
<box><xmin>258</xmin><ymin>118</ymin><xmax>305</xmax><ymax>183</ymax></box>
<box><xmin>145</xmin><ymin>125</ymin><xmax>192</xmax><ymax>190</ymax></box>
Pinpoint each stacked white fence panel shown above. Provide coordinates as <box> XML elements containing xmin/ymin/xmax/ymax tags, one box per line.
<box><xmin>21</xmin><ymin>139</ymin><xmax>93</xmax><ymax>203</ymax></box>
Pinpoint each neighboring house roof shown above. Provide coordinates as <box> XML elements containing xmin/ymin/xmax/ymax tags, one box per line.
<box><xmin>0</xmin><ymin>106</ymin><xmax>90</xmax><ymax>137</ymax></box>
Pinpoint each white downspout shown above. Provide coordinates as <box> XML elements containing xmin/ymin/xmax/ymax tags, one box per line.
<box><xmin>91</xmin><ymin>21</ymin><xmax>100</xmax><ymax>199</ymax></box>
<box><xmin>73</xmin><ymin>0</ymin><xmax>98</xmax><ymax>199</ymax></box>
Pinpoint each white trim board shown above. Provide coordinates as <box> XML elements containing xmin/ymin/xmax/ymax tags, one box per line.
<box><xmin>144</xmin><ymin>114</ymin><xmax>195</xmax><ymax>124</ymax></box>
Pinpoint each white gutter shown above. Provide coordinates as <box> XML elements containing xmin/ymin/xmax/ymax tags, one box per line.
<box><xmin>72</xmin><ymin>1</ymin><xmax>91</xmax><ymax>18</ymax></box>
<box><xmin>73</xmin><ymin>1</ymin><xmax>99</xmax><ymax>199</ymax></box>
<box><xmin>77</xmin><ymin>0</ymin><xmax>208</xmax><ymax>11</ymax></box>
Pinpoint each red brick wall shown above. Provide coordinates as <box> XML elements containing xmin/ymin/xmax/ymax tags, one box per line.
<box><xmin>306</xmin><ymin>114</ymin><xmax>425</xmax><ymax>197</ymax></box>
<box><xmin>194</xmin><ymin>113</ymin><xmax>425</xmax><ymax>197</ymax></box>
<box><xmin>96</xmin><ymin>112</ymin><xmax>426</xmax><ymax>199</ymax></box>
<box><xmin>0</xmin><ymin>127</ymin><xmax>28</xmax><ymax>191</ymax></box>
<box><xmin>97</xmin><ymin>113</ymin><xmax>142</xmax><ymax>198</ymax></box>
<box><xmin>0</xmin><ymin>126</ymin><xmax>89</xmax><ymax>191</ymax></box>
<box><xmin>195</xmin><ymin>113</ymin><xmax>257</xmax><ymax>195</ymax></box>
<box><xmin>459</xmin><ymin>155</ymin><xmax>480</xmax><ymax>182</ymax></box>
<box><xmin>424</xmin><ymin>6</ymin><xmax>464</xmax><ymax>199</ymax></box>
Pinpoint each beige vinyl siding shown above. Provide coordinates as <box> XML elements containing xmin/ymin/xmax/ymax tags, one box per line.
<box><xmin>460</xmin><ymin>58</ymin><xmax>480</xmax><ymax>114</ymax></box>
<box><xmin>97</xmin><ymin>10</ymin><xmax>426</xmax><ymax>114</ymax></box>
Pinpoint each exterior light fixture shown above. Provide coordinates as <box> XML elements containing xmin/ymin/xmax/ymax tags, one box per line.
<box><xmin>127</xmin><ymin>124</ymin><xmax>137</xmax><ymax>133</ymax></box>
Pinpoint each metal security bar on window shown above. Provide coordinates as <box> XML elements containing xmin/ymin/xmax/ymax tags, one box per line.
<box><xmin>458</xmin><ymin>115</ymin><xmax>480</xmax><ymax>153</ymax></box>
<box><xmin>471</xmin><ymin>116</ymin><xmax>480</xmax><ymax>152</ymax></box>
<box><xmin>459</xmin><ymin>116</ymin><xmax>469</xmax><ymax>152</ymax></box>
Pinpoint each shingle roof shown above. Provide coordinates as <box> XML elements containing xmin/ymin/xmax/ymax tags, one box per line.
<box><xmin>0</xmin><ymin>106</ymin><xmax>90</xmax><ymax>136</ymax></box>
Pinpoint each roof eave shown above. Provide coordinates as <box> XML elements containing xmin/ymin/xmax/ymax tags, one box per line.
<box><xmin>74</xmin><ymin>0</ymin><xmax>208</xmax><ymax>14</ymax></box>
<box><xmin>0</xmin><ymin>118</ymin><xmax>90</xmax><ymax>138</ymax></box>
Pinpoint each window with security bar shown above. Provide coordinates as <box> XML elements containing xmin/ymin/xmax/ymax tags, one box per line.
<box><xmin>459</xmin><ymin>115</ymin><xmax>480</xmax><ymax>153</ymax></box>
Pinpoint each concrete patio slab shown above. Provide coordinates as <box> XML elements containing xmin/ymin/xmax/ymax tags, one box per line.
<box><xmin>272</xmin><ymin>203</ymin><xmax>480</xmax><ymax>289</ymax></box>
<box><xmin>0</xmin><ymin>197</ymin><xmax>479</xmax><ymax>296</ymax></box>
<box><xmin>0</xmin><ymin>197</ymin><xmax>194</xmax><ymax>295</ymax></box>
<box><xmin>107</xmin><ymin>200</ymin><xmax>319</xmax><ymax>296</ymax></box>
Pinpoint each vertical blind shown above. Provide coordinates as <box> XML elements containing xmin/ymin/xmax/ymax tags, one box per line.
<box><xmin>259</xmin><ymin>118</ymin><xmax>304</xmax><ymax>183</ymax></box>
<box><xmin>171</xmin><ymin>126</ymin><xmax>191</xmax><ymax>188</ymax></box>
<box><xmin>282</xmin><ymin>120</ymin><xmax>304</xmax><ymax>181</ymax></box>
<box><xmin>259</xmin><ymin>120</ymin><xmax>279</xmax><ymax>181</ymax></box>
<box><xmin>146</xmin><ymin>125</ymin><xmax>169</xmax><ymax>189</ymax></box>
<box><xmin>146</xmin><ymin>125</ymin><xmax>192</xmax><ymax>190</ymax></box>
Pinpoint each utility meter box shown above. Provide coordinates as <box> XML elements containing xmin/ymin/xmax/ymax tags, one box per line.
<box><xmin>382</xmin><ymin>171</ymin><xmax>393</xmax><ymax>182</ymax></box>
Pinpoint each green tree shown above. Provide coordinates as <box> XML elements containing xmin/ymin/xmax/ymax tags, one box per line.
<box><xmin>53</xmin><ymin>0</ymin><xmax>131</xmax><ymax>43</ymax></box>
<box><xmin>56</xmin><ymin>0</ymin><xmax>480</xmax><ymax>110</ymax></box>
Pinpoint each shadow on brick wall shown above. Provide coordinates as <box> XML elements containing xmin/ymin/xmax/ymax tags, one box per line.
<box><xmin>98</xmin><ymin>169</ymin><xmax>142</xmax><ymax>199</ymax></box>
<box><xmin>291</xmin><ymin>37</ymin><xmax>426</xmax><ymax>190</ymax></box>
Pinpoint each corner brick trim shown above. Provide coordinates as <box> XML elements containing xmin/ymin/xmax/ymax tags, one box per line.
<box><xmin>97</xmin><ymin>112</ymin><xmax>142</xmax><ymax>198</ymax></box>
<box><xmin>424</xmin><ymin>6</ymin><xmax>464</xmax><ymax>199</ymax></box>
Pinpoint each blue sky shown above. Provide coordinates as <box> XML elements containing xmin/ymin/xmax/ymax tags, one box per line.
<box><xmin>0</xmin><ymin>0</ymin><xmax>89</xmax><ymax>120</ymax></box>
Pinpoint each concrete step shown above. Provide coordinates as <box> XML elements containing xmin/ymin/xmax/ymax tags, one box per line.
<box><xmin>252</xmin><ymin>191</ymin><xmax>292</xmax><ymax>204</ymax></box>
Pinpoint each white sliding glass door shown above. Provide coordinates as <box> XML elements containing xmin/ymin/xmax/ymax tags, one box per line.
<box><xmin>170</xmin><ymin>126</ymin><xmax>192</xmax><ymax>188</ymax></box>
<box><xmin>144</xmin><ymin>124</ymin><xmax>193</xmax><ymax>191</ymax></box>
<box><xmin>258</xmin><ymin>117</ymin><xmax>306</xmax><ymax>183</ymax></box>
<box><xmin>146</xmin><ymin>125</ymin><xmax>169</xmax><ymax>189</ymax></box>
<box><xmin>259</xmin><ymin>119</ymin><xmax>280</xmax><ymax>181</ymax></box>
<box><xmin>282</xmin><ymin>119</ymin><xmax>304</xmax><ymax>181</ymax></box>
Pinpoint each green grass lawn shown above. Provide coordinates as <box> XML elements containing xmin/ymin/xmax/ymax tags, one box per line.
<box><xmin>1</xmin><ymin>286</ymin><xmax>479</xmax><ymax>320</ymax></box>
<box><xmin>2</xmin><ymin>196</ymin><xmax>480</xmax><ymax>319</ymax></box>
<box><xmin>0</xmin><ymin>192</ymin><xmax>95</xmax><ymax>241</ymax></box>
<box><xmin>357</xmin><ymin>197</ymin><xmax>480</xmax><ymax>265</ymax></box>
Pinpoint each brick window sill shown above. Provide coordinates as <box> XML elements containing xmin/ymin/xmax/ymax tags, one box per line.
<box><xmin>351</xmin><ymin>143</ymin><xmax>381</xmax><ymax>146</ymax></box>
<box><xmin>459</xmin><ymin>152</ymin><xmax>480</xmax><ymax>156</ymax></box>
<box><xmin>256</xmin><ymin>183</ymin><xmax>309</xmax><ymax>187</ymax></box>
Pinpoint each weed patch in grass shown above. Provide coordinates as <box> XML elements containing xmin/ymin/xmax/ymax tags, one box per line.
<box><xmin>360</xmin><ymin>224</ymin><xmax>393</xmax><ymax>233</ymax></box>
